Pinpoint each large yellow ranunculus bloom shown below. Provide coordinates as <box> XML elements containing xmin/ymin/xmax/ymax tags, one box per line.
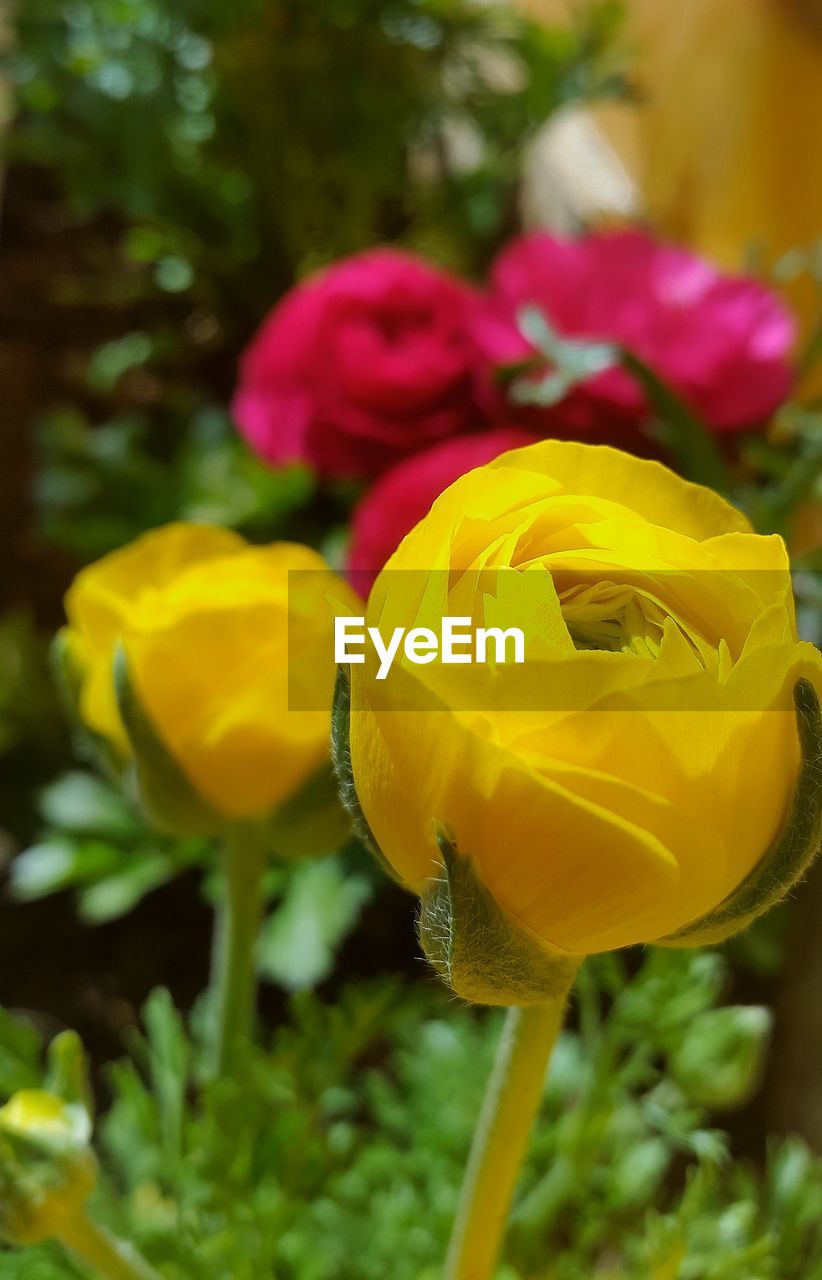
<box><xmin>347</xmin><ymin>441</ymin><xmax>822</xmax><ymax>957</ymax></box>
<box><xmin>64</xmin><ymin>523</ymin><xmax>354</xmax><ymax>821</ymax></box>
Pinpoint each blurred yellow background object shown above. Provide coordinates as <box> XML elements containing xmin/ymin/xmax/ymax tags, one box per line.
<box><xmin>516</xmin><ymin>0</ymin><xmax>822</xmax><ymax>386</ymax></box>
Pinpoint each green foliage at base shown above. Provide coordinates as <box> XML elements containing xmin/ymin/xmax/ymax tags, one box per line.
<box><xmin>1</xmin><ymin>950</ymin><xmax>820</xmax><ymax>1280</ymax></box>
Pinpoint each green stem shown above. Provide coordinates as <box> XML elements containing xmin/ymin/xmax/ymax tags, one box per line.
<box><xmin>444</xmin><ymin>992</ymin><xmax>573</xmax><ymax>1280</ymax></box>
<box><xmin>210</xmin><ymin>823</ymin><xmax>268</xmax><ymax>1078</ymax></box>
<box><xmin>55</xmin><ymin>1208</ymin><xmax>162</xmax><ymax>1280</ymax></box>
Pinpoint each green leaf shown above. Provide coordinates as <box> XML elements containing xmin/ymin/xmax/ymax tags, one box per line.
<box><xmin>77</xmin><ymin>857</ymin><xmax>175</xmax><ymax>924</ymax></box>
<box><xmin>38</xmin><ymin>772</ymin><xmax>138</xmax><ymax>838</ymax></box>
<box><xmin>141</xmin><ymin>990</ymin><xmax>189</xmax><ymax>1166</ymax></box>
<box><xmin>10</xmin><ymin>840</ymin><xmax>83</xmax><ymax>901</ymax></box>
<box><xmin>509</xmin><ymin>306</ymin><xmax>619</xmax><ymax>408</ymax></box>
<box><xmin>86</xmin><ymin>331</ymin><xmax>153</xmax><ymax>392</ymax></box>
<box><xmin>257</xmin><ymin>857</ymin><xmax>372</xmax><ymax>992</ymax></box>
<box><xmin>747</xmin><ymin>412</ymin><xmax>822</xmax><ymax>536</ymax></box>
<box><xmin>619</xmin><ymin>348</ymin><xmax>732</xmax><ymax>493</ymax></box>
<box><xmin>669</xmin><ymin>1006</ymin><xmax>772</xmax><ymax>1111</ymax></box>
<box><xmin>45</xmin><ymin>1034</ymin><xmax>93</xmax><ymax>1120</ymax></box>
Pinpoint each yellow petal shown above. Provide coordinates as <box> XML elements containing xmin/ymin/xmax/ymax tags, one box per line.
<box><xmin>491</xmin><ymin>441</ymin><xmax>753</xmax><ymax>540</ymax></box>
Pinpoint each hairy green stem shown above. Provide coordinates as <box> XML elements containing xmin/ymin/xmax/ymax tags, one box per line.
<box><xmin>210</xmin><ymin>823</ymin><xmax>268</xmax><ymax>1077</ymax></box>
<box><xmin>444</xmin><ymin>990</ymin><xmax>574</xmax><ymax>1280</ymax></box>
<box><xmin>56</xmin><ymin>1208</ymin><xmax>162</xmax><ymax>1280</ymax></box>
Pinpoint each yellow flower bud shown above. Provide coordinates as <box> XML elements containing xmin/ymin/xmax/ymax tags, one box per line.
<box><xmin>62</xmin><ymin>523</ymin><xmax>358</xmax><ymax>825</ymax></box>
<box><xmin>0</xmin><ymin>1089</ymin><xmax>96</xmax><ymax>1245</ymax></box>
<box><xmin>340</xmin><ymin>442</ymin><xmax>822</xmax><ymax>998</ymax></box>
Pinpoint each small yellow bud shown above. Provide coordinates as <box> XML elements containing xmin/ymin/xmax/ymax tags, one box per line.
<box><xmin>0</xmin><ymin>1089</ymin><xmax>97</xmax><ymax>1245</ymax></box>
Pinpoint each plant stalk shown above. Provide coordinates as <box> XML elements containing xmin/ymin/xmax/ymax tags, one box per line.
<box><xmin>56</xmin><ymin>1208</ymin><xmax>162</xmax><ymax>1280</ymax></box>
<box><xmin>210</xmin><ymin>823</ymin><xmax>268</xmax><ymax>1077</ymax></box>
<box><xmin>444</xmin><ymin>990</ymin><xmax>574</xmax><ymax>1280</ymax></box>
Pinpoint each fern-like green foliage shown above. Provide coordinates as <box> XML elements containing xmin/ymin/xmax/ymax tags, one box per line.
<box><xmin>1</xmin><ymin>950</ymin><xmax>820</xmax><ymax>1279</ymax></box>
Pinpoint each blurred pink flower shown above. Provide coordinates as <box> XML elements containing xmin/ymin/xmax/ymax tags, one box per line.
<box><xmin>471</xmin><ymin>229</ymin><xmax>795</xmax><ymax>435</ymax></box>
<box><xmin>347</xmin><ymin>427</ymin><xmax>536</xmax><ymax>594</ymax></box>
<box><xmin>232</xmin><ymin>249</ymin><xmax>480</xmax><ymax>479</ymax></box>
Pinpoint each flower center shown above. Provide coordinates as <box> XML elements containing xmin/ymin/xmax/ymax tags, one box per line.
<box><xmin>560</xmin><ymin>582</ymin><xmax>665</xmax><ymax>658</ymax></box>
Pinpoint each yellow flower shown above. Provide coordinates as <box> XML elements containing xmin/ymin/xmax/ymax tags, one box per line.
<box><xmin>345</xmin><ymin>441</ymin><xmax>822</xmax><ymax>976</ymax></box>
<box><xmin>63</xmin><ymin>523</ymin><xmax>356</xmax><ymax>822</ymax></box>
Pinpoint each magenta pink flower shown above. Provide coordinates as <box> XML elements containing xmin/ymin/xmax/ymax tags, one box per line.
<box><xmin>471</xmin><ymin>230</ymin><xmax>795</xmax><ymax>435</ymax></box>
<box><xmin>347</xmin><ymin>427</ymin><xmax>536</xmax><ymax>594</ymax></box>
<box><xmin>232</xmin><ymin>249</ymin><xmax>480</xmax><ymax>479</ymax></box>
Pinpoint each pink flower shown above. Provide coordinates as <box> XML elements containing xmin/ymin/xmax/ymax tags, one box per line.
<box><xmin>347</xmin><ymin>427</ymin><xmax>536</xmax><ymax>594</ymax></box>
<box><xmin>232</xmin><ymin>249</ymin><xmax>480</xmax><ymax>479</ymax></box>
<box><xmin>471</xmin><ymin>230</ymin><xmax>796</xmax><ymax>435</ymax></box>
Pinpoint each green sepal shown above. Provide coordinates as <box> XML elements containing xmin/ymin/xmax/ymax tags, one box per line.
<box><xmin>660</xmin><ymin>678</ymin><xmax>822</xmax><ymax>950</ymax></box>
<box><xmin>331</xmin><ymin>665</ymin><xmax>404</xmax><ymax>885</ymax></box>
<box><xmin>267</xmin><ymin>762</ymin><xmax>351</xmax><ymax>859</ymax></box>
<box><xmin>419</xmin><ymin>832</ymin><xmax>581</xmax><ymax>1007</ymax></box>
<box><xmin>113</xmin><ymin>645</ymin><xmax>224</xmax><ymax>839</ymax></box>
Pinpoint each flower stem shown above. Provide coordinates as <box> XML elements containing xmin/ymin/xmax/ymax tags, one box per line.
<box><xmin>444</xmin><ymin>991</ymin><xmax>574</xmax><ymax>1280</ymax></box>
<box><xmin>210</xmin><ymin>823</ymin><xmax>268</xmax><ymax>1078</ymax></box>
<box><xmin>55</xmin><ymin>1208</ymin><xmax>162</xmax><ymax>1280</ymax></box>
